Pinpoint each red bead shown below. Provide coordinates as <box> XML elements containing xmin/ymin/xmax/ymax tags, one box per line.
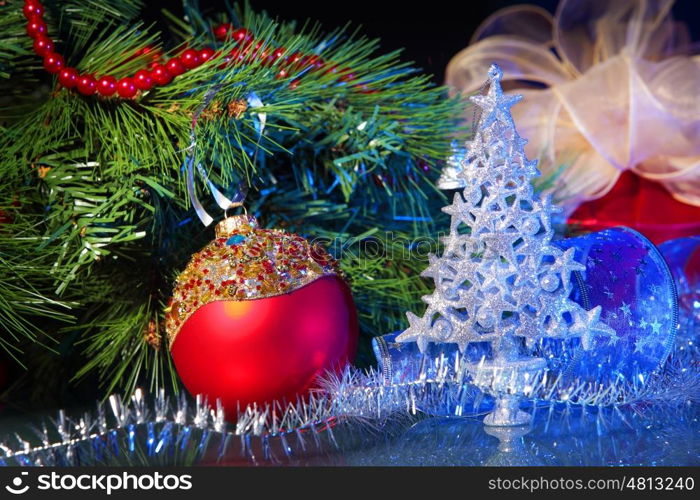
<box><xmin>265</xmin><ymin>47</ymin><xmax>285</xmax><ymax>66</ymax></box>
<box><xmin>289</xmin><ymin>79</ymin><xmax>300</xmax><ymax>90</ymax></box>
<box><xmin>23</xmin><ymin>1</ymin><xmax>44</xmax><ymax>19</ymax></box>
<box><xmin>198</xmin><ymin>47</ymin><xmax>215</xmax><ymax>64</ymax></box>
<box><xmin>42</xmin><ymin>52</ymin><xmax>63</xmax><ymax>74</ymax></box>
<box><xmin>135</xmin><ymin>45</ymin><xmax>160</xmax><ymax>62</ymax></box>
<box><xmin>26</xmin><ymin>18</ymin><xmax>47</xmax><ymax>39</ymax></box>
<box><xmin>245</xmin><ymin>41</ymin><xmax>267</xmax><ymax>62</ymax></box>
<box><xmin>180</xmin><ymin>49</ymin><xmax>200</xmax><ymax>69</ymax></box>
<box><xmin>355</xmin><ymin>84</ymin><xmax>378</xmax><ymax>94</ymax></box>
<box><xmin>96</xmin><ymin>75</ymin><xmax>117</xmax><ymax>96</ymax></box>
<box><xmin>165</xmin><ymin>58</ymin><xmax>185</xmax><ymax>76</ymax></box>
<box><xmin>149</xmin><ymin>64</ymin><xmax>172</xmax><ymax>86</ymax></box>
<box><xmin>133</xmin><ymin>69</ymin><xmax>154</xmax><ymax>90</ymax></box>
<box><xmin>302</xmin><ymin>55</ymin><xmax>324</xmax><ymax>71</ymax></box>
<box><xmin>213</xmin><ymin>23</ymin><xmax>233</xmax><ymax>41</ymax></box>
<box><xmin>76</xmin><ymin>74</ymin><xmax>97</xmax><ymax>95</ymax></box>
<box><xmin>275</xmin><ymin>68</ymin><xmax>289</xmax><ymax>79</ymax></box>
<box><xmin>57</xmin><ymin>67</ymin><xmax>78</xmax><ymax>88</ymax></box>
<box><xmin>231</xmin><ymin>28</ymin><xmax>253</xmax><ymax>45</ymax></box>
<box><xmin>117</xmin><ymin>77</ymin><xmax>137</xmax><ymax>98</ymax></box>
<box><xmin>286</xmin><ymin>51</ymin><xmax>304</xmax><ymax>69</ymax></box>
<box><xmin>339</xmin><ymin>68</ymin><xmax>356</xmax><ymax>82</ymax></box>
<box><xmin>220</xmin><ymin>47</ymin><xmax>243</xmax><ymax>68</ymax></box>
<box><xmin>32</xmin><ymin>36</ymin><xmax>53</xmax><ymax>57</ymax></box>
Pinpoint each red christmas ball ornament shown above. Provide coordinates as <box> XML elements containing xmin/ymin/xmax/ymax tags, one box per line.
<box><xmin>214</xmin><ymin>23</ymin><xmax>233</xmax><ymax>41</ymax></box>
<box><xmin>180</xmin><ymin>48</ymin><xmax>201</xmax><ymax>69</ymax></box>
<box><xmin>149</xmin><ymin>64</ymin><xmax>172</xmax><ymax>86</ymax></box>
<box><xmin>76</xmin><ymin>74</ymin><xmax>97</xmax><ymax>95</ymax></box>
<box><xmin>167</xmin><ymin>215</ymin><xmax>358</xmax><ymax>418</ymax></box>
<box><xmin>57</xmin><ymin>67</ymin><xmax>78</xmax><ymax>88</ymax></box>
<box><xmin>133</xmin><ymin>69</ymin><xmax>154</xmax><ymax>90</ymax></box>
<box><xmin>97</xmin><ymin>75</ymin><xmax>117</xmax><ymax>96</ymax></box>
<box><xmin>32</xmin><ymin>35</ymin><xmax>53</xmax><ymax>57</ymax></box>
<box><xmin>23</xmin><ymin>1</ymin><xmax>45</xmax><ymax>19</ymax></box>
<box><xmin>42</xmin><ymin>52</ymin><xmax>63</xmax><ymax>74</ymax></box>
<box><xmin>117</xmin><ymin>77</ymin><xmax>137</xmax><ymax>98</ymax></box>
<box><xmin>26</xmin><ymin>18</ymin><xmax>47</xmax><ymax>39</ymax></box>
<box><xmin>165</xmin><ymin>57</ymin><xmax>185</xmax><ymax>76</ymax></box>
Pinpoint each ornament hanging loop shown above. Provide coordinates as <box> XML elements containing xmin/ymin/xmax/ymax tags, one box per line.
<box><xmin>216</xmin><ymin>201</ymin><xmax>256</xmax><ymax>238</ymax></box>
<box><xmin>224</xmin><ymin>201</ymin><xmax>248</xmax><ymax>219</ymax></box>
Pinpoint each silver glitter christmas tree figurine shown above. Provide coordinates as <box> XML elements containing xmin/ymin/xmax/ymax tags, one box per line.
<box><xmin>397</xmin><ymin>64</ymin><xmax>617</xmax><ymax>427</ymax></box>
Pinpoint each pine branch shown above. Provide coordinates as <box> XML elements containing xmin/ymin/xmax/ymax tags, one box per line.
<box><xmin>0</xmin><ymin>0</ymin><xmax>463</xmax><ymax>397</ymax></box>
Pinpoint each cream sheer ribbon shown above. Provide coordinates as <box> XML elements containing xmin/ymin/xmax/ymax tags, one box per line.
<box><xmin>446</xmin><ymin>0</ymin><xmax>700</xmax><ymax>214</ymax></box>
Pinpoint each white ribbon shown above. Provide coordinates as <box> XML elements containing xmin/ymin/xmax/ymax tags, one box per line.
<box><xmin>185</xmin><ymin>89</ymin><xmax>266</xmax><ymax>226</ymax></box>
<box><xmin>445</xmin><ymin>0</ymin><xmax>700</xmax><ymax>212</ymax></box>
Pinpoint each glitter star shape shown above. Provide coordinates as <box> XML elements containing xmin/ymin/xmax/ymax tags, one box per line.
<box><xmin>531</xmin><ymin>194</ymin><xmax>562</xmax><ymax>233</ymax></box>
<box><xmin>547</xmin><ymin>247</ymin><xmax>585</xmax><ymax>291</ymax></box>
<box><xmin>620</xmin><ymin>301</ymin><xmax>632</xmax><ymax>318</ymax></box>
<box><xmin>470</xmin><ymin>89</ymin><xmax>522</xmax><ymax>130</ymax></box>
<box><xmin>649</xmin><ymin>319</ymin><xmax>662</xmax><ymax>335</ymax></box>
<box><xmin>478</xmin><ymin>260</ymin><xmax>516</xmax><ymax>294</ymax></box>
<box><xmin>420</xmin><ymin>253</ymin><xmax>444</xmax><ymax>281</ymax></box>
<box><xmin>570</xmin><ymin>306</ymin><xmax>617</xmax><ymax>350</ymax></box>
<box><xmin>442</xmin><ymin>191</ymin><xmax>472</xmax><ymax>220</ymax></box>
<box><xmin>481</xmin><ymin>231</ymin><xmax>519</xmax><ymax>267</ymax></box>
<box><xmin>396</xmin><ymin>311</ymin><xmax>433</xmax><ymax>351</ymax></box>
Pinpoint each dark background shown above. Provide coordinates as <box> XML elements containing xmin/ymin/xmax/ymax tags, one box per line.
<box><xmin>150</xmin><ymin>0</ymin><xmax>700</xmax><ymax>82</ymax></box>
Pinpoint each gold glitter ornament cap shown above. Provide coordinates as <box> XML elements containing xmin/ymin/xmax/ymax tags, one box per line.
<box><xmin>215</xmin><ymin>214</ymin><xmax>258</xmax><ymax>237</ymax></box>
<box><xmin>165</xmin><ymin>214</ymin><xmax>344</xmax><ymax>348</ymax></box>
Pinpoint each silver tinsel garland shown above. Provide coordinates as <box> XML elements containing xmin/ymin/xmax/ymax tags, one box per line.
<box><xmin>1</xmin><ymin>338</ymin><xmax>697</xmax><ymax>465</ymax></box>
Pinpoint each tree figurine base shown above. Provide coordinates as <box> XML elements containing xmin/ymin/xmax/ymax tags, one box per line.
<box><xmin>483</xmin><ymin>394</ymin><xmax>532</xmax><ymax>427</ymax></box>
<box><xmin>468</xmin><ymin>357</ymin><xmax>546</xmax><ymax>427</ymax></box>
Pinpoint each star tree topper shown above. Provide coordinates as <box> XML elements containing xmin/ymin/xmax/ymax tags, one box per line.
<box><xmin>397</xmin><ymin>64</ymin><xmax>617</xmax><ymax>360</ymax></box>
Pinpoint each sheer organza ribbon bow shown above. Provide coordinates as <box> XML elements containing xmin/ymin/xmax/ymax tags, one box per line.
<box><xmin>446</xmin><ymin>0</ymin><xmax>700</xmax><ymax>213</ymax></box>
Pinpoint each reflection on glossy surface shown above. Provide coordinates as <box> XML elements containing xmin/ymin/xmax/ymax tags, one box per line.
<box><xmin>318</xmin><ymin>405</ymin><xmax>700</xmax><ymax>466</ymax></box>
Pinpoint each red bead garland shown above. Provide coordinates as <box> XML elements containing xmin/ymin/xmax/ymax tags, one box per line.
<box><xmin>22</xmin><ymin>0</ymin><xmax>365</xmax><ymax>100</ymax></box>
<box><xmin>57</xmin><ymin>67</ymin><xmax>78</xmax><ymax>88</ymax></box>
<box><xmin>32</xmin><ymin>35</ymin><xmax>53</xmax><ymax>56</ymax></box>
<box><xmin>26</xmin><ymin>17</ymin><xmax>47</xmax><ymax>38</ymax></box>
<box><xmin>97</xmin><ymin>75</ymin><xmax>117</xmax><ymax>96</ymax></box>
<box><xmin>23</xmin><ymin>0</ymin><xmax>44</xmax><ymax>18</ymax></box>
<box><xmin>180</xmin><ymin>48</ymin><xmax>201</xmax><ymax>69</ymax></box>
<box><xmin>76</xmin><ymin>74</ymin><xmax>97</xmax><ymax>95</ymax></box>
<box><xmin>42</xmin><ymin>52</ymin><xmax>63</xmax><ymax>73</ymax></box>
<box><xmin>165</xmin><ymin>57</ymin><xmax>186</xmax><ymax>77</ymax></box>
<box><xmin>149</xmin><ymin>64</ymin><xmax>173</xmax><ymax>86</ymax></box>
<box><xmin>117</xmin><ymin>77</ymin><xmax>137</xmax><ymax>98</ymax></box>
<box><xmin>133</xmin><ymin>69</ymin><xmax>154</xmax><ymax>90</ymax></box>
<box><xmin>213</xmin><ymin>23</ymin><xmax>233</xmax><ymax>41</ymax></box>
